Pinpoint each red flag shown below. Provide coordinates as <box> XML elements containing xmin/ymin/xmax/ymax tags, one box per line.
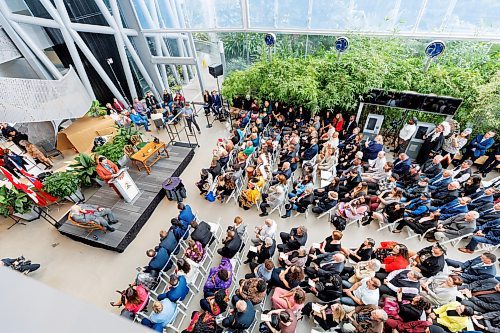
<box><xmin>0</xmin><ymin>166</ymin><xmax>46</xmax><ymax>206</ymax></box>
<box><xmin>18</xmin><ymin>168</ymin><xmax>58</xmax><ymax>203</ymax></box>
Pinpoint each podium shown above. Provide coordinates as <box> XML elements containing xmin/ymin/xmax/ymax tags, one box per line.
<box><xmin>109</xmin><ymin>168</ymin><xmax>139</xmax><ymax>203</ymax></box>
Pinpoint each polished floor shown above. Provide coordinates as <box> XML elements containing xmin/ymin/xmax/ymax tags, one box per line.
<box><xmin>0</xmin><ymin>72</ymin><xmax>497</xmax><ymax>332</ymax></box>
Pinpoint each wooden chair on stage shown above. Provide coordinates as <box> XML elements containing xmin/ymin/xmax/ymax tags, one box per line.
<box><xmin>67</xmin><ymin>214</ymin><xmax>106</xmax><ymax>237</ymax></box>
<box><xmin>130</xmin><ymin>134</ymin><xmax>147</xmax><ymax>149</ymax></box>
<box><xmin>123</xmin><ymin>144</ymin><xmax>136</xmax><ymax>158</ymax></box>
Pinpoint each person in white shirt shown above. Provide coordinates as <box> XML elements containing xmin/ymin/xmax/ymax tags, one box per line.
<box><xmin>251</xmin><ymin>218</ymin><xmax>277</xmax><ymax>245</ymax></box>
<box><xmin>367</xmin><ymin>151</ymin><xmax>387</xmax><ymax>174</ymax></box>
<box><xmin>395</xmin><ymin>118</ymin><xmax>417</xmax><ymax>154</ymax></box>
<box><xmin>340</xmin><ymin>277</ymin><xmax>381</xmax><ymax>306</ymax></box>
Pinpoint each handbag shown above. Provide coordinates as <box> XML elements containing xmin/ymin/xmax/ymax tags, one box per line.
<box><xmin>205</xmin><ymin>191</ymin><xmax>215</xmax><ymax>202</ymax></box>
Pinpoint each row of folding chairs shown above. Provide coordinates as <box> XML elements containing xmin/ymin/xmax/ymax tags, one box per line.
<box><xmin>134</xmin><ymin>217</ymin><xmax>225</xmax><ymax>332</ymax></box>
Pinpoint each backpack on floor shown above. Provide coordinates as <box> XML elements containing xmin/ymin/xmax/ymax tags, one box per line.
<box><xmin>330</xmin><ymin>215</ymin><xmax>346</xmax><ymax>231</ymax></box>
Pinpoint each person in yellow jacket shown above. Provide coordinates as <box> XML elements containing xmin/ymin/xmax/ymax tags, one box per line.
<box><xmin>238</xmin><ymin>180</ymin><xmax>261</xmax><ymax>210</ymax></box>
<box><xmin>428</xmin><ymin>301</ymin><xmax>473</xmax><ymax>332</ymax></box>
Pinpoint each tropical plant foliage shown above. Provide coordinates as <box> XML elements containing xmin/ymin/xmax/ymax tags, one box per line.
<box><xmin>94</xmin><ymin>126</ymin><xmax>141</xmax><ymax>163</ymax></box>
<box><xmin>42</xmin><ymin>171</ymin><xmax>80</xmax><ymax>199</ymax></box>
<box><xmin>0</xmin><ymin>184</ymin><xmax>34</xmax><ymax>217</ymax></box>
<box><xmin>67</xmin><ymin>153</ymin><xmax>97</xmax><ymax>188</ymax></box>
<box><xmin>222</xmin><ymin>36</ymin><xmax>499</xmax><ymax>133</ymax></box>
<box><xmin>87</xmin><ymin>100</ymin><xmax>107</xmax><ymax>117</ymax></box>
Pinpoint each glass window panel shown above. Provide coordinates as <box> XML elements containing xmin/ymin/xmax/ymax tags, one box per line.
<box><xmin>132</xmin><ymin>0</ymin><xmax>151</xmax><ymax>29</ymax></box>
<box><xmin>394</xmin><ymin>0</ymin><xmax>425</xmax><ymax>32</ymax></box>
<box><xmin>277</xmin><ymin>0</ymin><xmax>308</xmax><ymax>29</ymax></box>
<box><xmin>183</xmin><ymin>0</ymin><xmax>210</xmax><ymax>29</ymax></box>
<box><xmin>444</xmin><ymin>0</ymin><xmax>500</xmax><ymax>34</ymax></box>
<box><xmin>248</xmin><ymin>0</ymin><xmax>275</xmax><ymax>28</ymax></box>
<box><xmin>214</xmin><ymin>0</ymin><xmax>243</xmax><ymax>28</ymax></box>
<box><xmin>417</xmin><ymin>0</ymin><xmax>451</xmax><ymax>32</ymax></box>
<box><xmin>349</xmin><ymin>0</ymin><xmax>398</xmax><ymax>31</ymax></box>
<box><xmin>310</xmin><ymin>0</ymin><xmax>350</xmax><ymax>30</ymax></box>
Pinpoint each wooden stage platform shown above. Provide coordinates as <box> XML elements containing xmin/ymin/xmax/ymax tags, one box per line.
<box><xmin>56</xmin><ymin>143</ymin><xmax>195</xmax><ymax>252</ymax></box>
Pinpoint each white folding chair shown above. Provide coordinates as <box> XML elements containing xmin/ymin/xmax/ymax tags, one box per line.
<box><xmin>441</xmin><ymin>233</ymin><xmax>474</xmax><ymax>247</ymax></box>
<box><xmin>376</xmin><ymin>217</ymin><xmax>402</xmax><ymax>232</ymax></box>
<box><xmin>166</xmin><ymin>305</ymin><xmax>186</xmax><ymax>332</ymax></box>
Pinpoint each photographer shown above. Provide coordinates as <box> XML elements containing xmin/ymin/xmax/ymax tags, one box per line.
<box><xmin>394</xmin><ymin>117</ymin><xmax>417</xmax><ymax>154</ymax></box>
<box><xmin>1</xmin><ymin>256</ymin><xmax>40</xmax><ymax>274</ymax></box>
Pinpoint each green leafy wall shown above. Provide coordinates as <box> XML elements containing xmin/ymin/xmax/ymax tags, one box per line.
<box><xmin>221</xmin><ymin>36</ymin><xmax>499</xmax><ymax>134</ymax></box>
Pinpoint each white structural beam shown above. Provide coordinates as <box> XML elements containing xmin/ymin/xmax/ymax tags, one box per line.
<box><xmin>151</xmin><ymin>56</ymin><xmax>196</xmax><ymax>65</ymax></box>
<box><xmin>0</xmin><ymin>1</ymin><xmax>62</xmax><ymax>79</ymax></box>
<box><xmin>142</xmin><ymin>28</ymin><xmax>500</xmax><ymax>42</ymax></box>
<box><xmin>41</xmin><ymin>0</ymin><xmax>95</xmax><ymax>99</ymax></box>
<box><xmin>7</xmin><ymin>12</ymin><xmax>138</xmax><ymax>37</ymax></box>
<box><xmin>53</xmin><ymin>0</ymin><xmax>127</xmax><ymax>106</ymax></box>
<box><xmin>95</xmin><ymin>0</ymin><xmax>137</xmax><ymax>101</ymax></box>
<box><xmin>119</xmin><ymin>0</ymin><xmax>165</xmax><ymax>96</ymax></box>
<box><xmin>0</xmin><ymin>11</ymin><xmax>51</xmax><ymax>79</ymax></box>
<box><xmin>412</xmin><ymin>0</ymin><xmax>429</xmax><ymax>33</ymax></box>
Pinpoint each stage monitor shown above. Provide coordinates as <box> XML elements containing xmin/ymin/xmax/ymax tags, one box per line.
<box><xmin>363</xmin><ymin>89</ymin><xmax>462</xmax><ymax>116</ymax></box>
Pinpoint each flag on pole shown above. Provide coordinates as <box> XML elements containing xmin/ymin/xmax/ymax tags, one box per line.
<box><xmin>18</xmin><ymin>168</ymin><xmax>58</xmax><ymax>203</ymax></box>
<box><xmin>0</xmin><ymin>166</ymin><xmax>45</xmax><ymax>206</ymax></box>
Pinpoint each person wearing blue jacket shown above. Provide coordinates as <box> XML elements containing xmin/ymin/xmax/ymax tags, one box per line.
<box><xmin>428</xmin><ymin>170</ymin><xmax>453</xmax><ymax>191</ymax></box>
<box><xmin>301</xmin><ymin>138</ymin><xmax>319</xmax><ymax>161</ymax></box>
<box><xmin>362</xmin><ymin>135</ymin><xmax>384</xmax><ymax>161</ymax></box>
<box><xmin>434</xmin><ymin>197</ymin><xmax>470</xmax><ymax>220</ymax></box>
<box><xmin>177</xmin><ymin>203</ymin><xmax>195</xmax><ymax>227</ymax></box>
<box><xmin>392</xmin><ymin>153</ymin><xmax>412</xmax><ymax>177</ymax></box>
<box><xmin>403</xmin><ymin>196</ymin><xmax>430</xmax><ymax>218</ymax></box>
<box><xmin>129</xmin><ymin>109</ymin><xmax>151</xmax><ymax>131</ymax></box>
<box><xmin>144</xmin><ymin>247</ymin><xmax>169</xmax><ymax>274</ymax></box>
<box><xmin>459</xmin><ymin>218</ymin><xmax>500</xmax><ymax>253</ymax></box>
<box><xmin>459</xmin><ymin>130</ymin><xmax>496</xmax><ymax>163</ymax></box>
<box><xmin>468</xmin><ymin>187</ymin><xmax>496</xmax><ymax>211</ymax></box>
<box><xmin>445</xmin><ymin>252</ymin><xmax>497</xmax><ymax>283</ymax></box>
<box><xmin>168</xmin><ymin>217</ymin><xmax>188</xmax><ymax>240</ymax></box>
<box><xmin>158</xmin><ymin>274</ymin><xmax>189</xmax><ymax>302</ymax></box>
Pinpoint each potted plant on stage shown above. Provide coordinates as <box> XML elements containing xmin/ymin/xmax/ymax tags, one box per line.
<box><xmin>67</xmin><ymin>153</ymin><xmax>101</xmax><ymax>187</ymax></box>
<box><xmin>87</xmin><ymin>100</ymin><xmax>107</xmax><ymax>118</ymax></box>
<box><xmin>42</xmin><ymin>171</ymin><xmax>84</xmax><ymax>203</ymax></box>
<box><xmin>0</xmin><ymin>182</ymin><xmax>37</xmax><ymax>220</ymax></box>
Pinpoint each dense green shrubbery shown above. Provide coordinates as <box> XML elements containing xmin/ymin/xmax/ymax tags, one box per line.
<box><xmin>222</xmin><ymin>36</ymin><xmax>499</xmax><ymax>133</ymax></box>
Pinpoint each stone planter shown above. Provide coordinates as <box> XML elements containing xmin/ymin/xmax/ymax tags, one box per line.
<box><xmin>118</xmin><ymin>155</ymin><xmax>130</xmax><ymax>168</ymax></box>
<box><xmin>66</xmin><ymin>188</ymin><xmax>85</xmax><ymax>204</ymax></box>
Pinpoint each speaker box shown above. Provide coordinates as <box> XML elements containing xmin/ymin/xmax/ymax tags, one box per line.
<box><xmin>209</xmin><ymin>64</ymin><xmax>223</xmax><ymax>78</ymax></box>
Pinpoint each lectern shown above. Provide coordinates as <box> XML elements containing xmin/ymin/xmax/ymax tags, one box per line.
<box><xmin>110</xmin><ymin>168</ymin><xmax>139</xmax><ymax>203</ymax></box>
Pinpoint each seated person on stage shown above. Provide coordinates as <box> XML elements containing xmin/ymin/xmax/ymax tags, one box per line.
<box><xmin>69</xmin><ymin>204</ymin><xmax>118</xmax><ymax>232</ymax></box>
<box><xmin>140</xmin><ymin>300</ymin><xmax>176</xmax><ymax>332</ymax></box>
<box><xmin>157</xmin><ymin>274</ymin><xmax>189</xmax><ymax>302</ymax></box>
<box><xmin>96</xmin><ymin>156</ymin><xmax>123</xmax><ymax>198</ymax></box>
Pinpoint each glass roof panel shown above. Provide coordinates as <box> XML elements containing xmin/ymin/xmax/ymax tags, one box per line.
<box><xmin>183</xmin><ymin>0</ymin><xmax>209</xmax><ymax>28</ymax></box>
<box><xmin>214</xmin><ymin>0</ymin><xmax>243</xmax><ymax>28</ymax></box>
<box><xmin>418</xmin><ymin>0</ymin><xmax>453</xmax><ymax>33</ymax></box>
<box><xmin>445</xmin><ymin>0</ymin><xmax>500</xmax><ymax>34</ymax></box>
<box><xmin>310</xmin><ymin>0</ymin><xmax>350</xmax><ymax>30</ymax></box>
<box><xmin>349</xmin><ymin>0</ymin><xmax>398</xmax><ymax>31</ymax></box>
<box><xmin>248</xmin><ymin>0</ymin><xmax>274</xmax><ymax>28</ymax></box>
<box><xmin>394</xmin><ymin>0</ymin><xmax>425</xmax><ymax>32</ymax></box>
<box><xmin>277</xmin><ymin>0</ymin><xmax>308</xmax><ymax>29</ymax></box>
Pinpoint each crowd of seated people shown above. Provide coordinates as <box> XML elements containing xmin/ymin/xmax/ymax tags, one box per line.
<box><xmin>188</xmin><ymin>97</ymin><xmax>499</xmax><ymax>333</ymax></box>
